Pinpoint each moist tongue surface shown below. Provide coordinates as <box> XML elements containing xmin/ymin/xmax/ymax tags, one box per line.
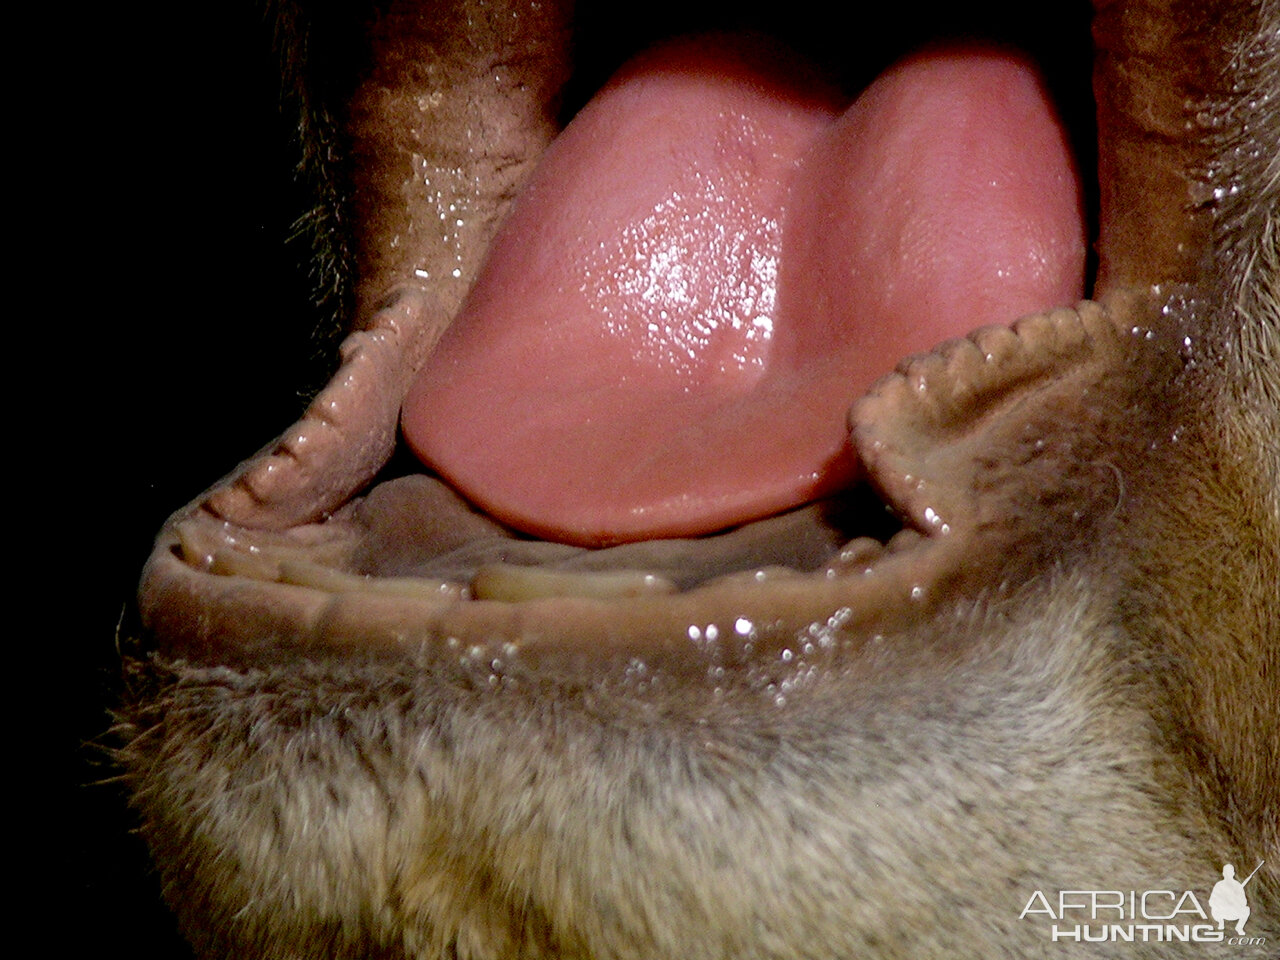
<box><xmin>402</xmin><ymin>40</ymin><xmax>1085</xmax><ymax>547</ymax></box>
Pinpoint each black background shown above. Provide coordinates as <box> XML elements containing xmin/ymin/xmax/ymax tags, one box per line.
<box><xmin>65</xmin><ymin>5</ymin><xmax>315</xmax><ymax>956</ymax></box>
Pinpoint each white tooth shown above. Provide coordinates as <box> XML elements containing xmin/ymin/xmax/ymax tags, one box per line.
<box><xmin>823</xmin><ymin>537</ymin><xmax>885</xmax><ymax>576</ymax></box>
<box><xmin>703</xmin><ymin>565</ymin><xmax>805</xmax><ymax>590</ymax></box>
<box><xmin>208</xmin><ymin>545</ymin><xmax>281</xmax><ymax>581</ymax></box>
<box><xmin>276</xmin><ymin>559</ymin><xmax>465</xmax><ymax>600</ymax></box>
<box><xmin>471</xmin><ymin>564</ymin><xmax>677</xmax><ymax>602</ymax></box>
<box><xmin>174</xmin><ymin>520</ymin><xmax>218</xmax><ymax>570</ymax></box>
<box><xmin>275</xmin><ymin>558</ymin><xmax>373</xmax><ymax>591</ymax></box>
<box><xmin>176</xmin><ymin>518</ymin><xmax>255</xmax><ymax>572</ymax></box>
<box><xmin>360</xmin><ymin>576</ymin><xmax>468</xmax><ymax>600</ymax></box>
<box><xmin>176</xmin><ymin>516</ymin><xmax>356</xmax><ymax>578</ymax></box>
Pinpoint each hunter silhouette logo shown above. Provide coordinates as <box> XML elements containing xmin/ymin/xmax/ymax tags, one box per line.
<box><xmin>1018</xmin><ymin>860</ymin><xmax>1268</xmax><ymax>945</ymax></box>
<box><xmin>1209</xmin><ymin>862</ymin><xmax>1263</xmax><ymax>935</ymax></box>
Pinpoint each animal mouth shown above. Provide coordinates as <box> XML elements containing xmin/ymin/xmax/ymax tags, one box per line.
<box><xmin>138</xmin><ymin>1</ymin><xmax>1192</xmax><ymax>677</ymax></box>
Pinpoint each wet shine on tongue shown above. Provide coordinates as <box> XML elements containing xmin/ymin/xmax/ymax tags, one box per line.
<box><xmin>402</xmin><ymin>40</ymin><xmax>1085</xmax><ymax>547</ymax></box>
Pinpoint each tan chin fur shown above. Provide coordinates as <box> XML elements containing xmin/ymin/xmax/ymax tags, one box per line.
<box><xmin>114</xmin><ymin>573</ymin><xmax>1264</xmax><ymax>960</ymax></box>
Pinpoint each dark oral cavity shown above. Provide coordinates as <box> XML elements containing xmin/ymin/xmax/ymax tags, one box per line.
<box><xmin>402</xmin><ymin>37</ymin><xmax>1086</xmax><ymax>548</ymax></box>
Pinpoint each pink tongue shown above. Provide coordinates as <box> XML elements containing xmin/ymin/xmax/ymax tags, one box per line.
<box><xmin>402</xmin><ymin>40</ymin><xmax>1085</xmax><ymax>547</ymax></box>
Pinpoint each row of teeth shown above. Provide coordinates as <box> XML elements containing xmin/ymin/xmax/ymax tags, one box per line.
<box><xmin>176</xmin><ymin>517</ymin><xmax>925</xmax><ymax>603</ymax></box>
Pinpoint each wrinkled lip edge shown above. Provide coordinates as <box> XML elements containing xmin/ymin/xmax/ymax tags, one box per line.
<box><xmin>137</xmin><ymin>9</ymin><xmax>1111</xmax><ymax>675</ymax></box>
